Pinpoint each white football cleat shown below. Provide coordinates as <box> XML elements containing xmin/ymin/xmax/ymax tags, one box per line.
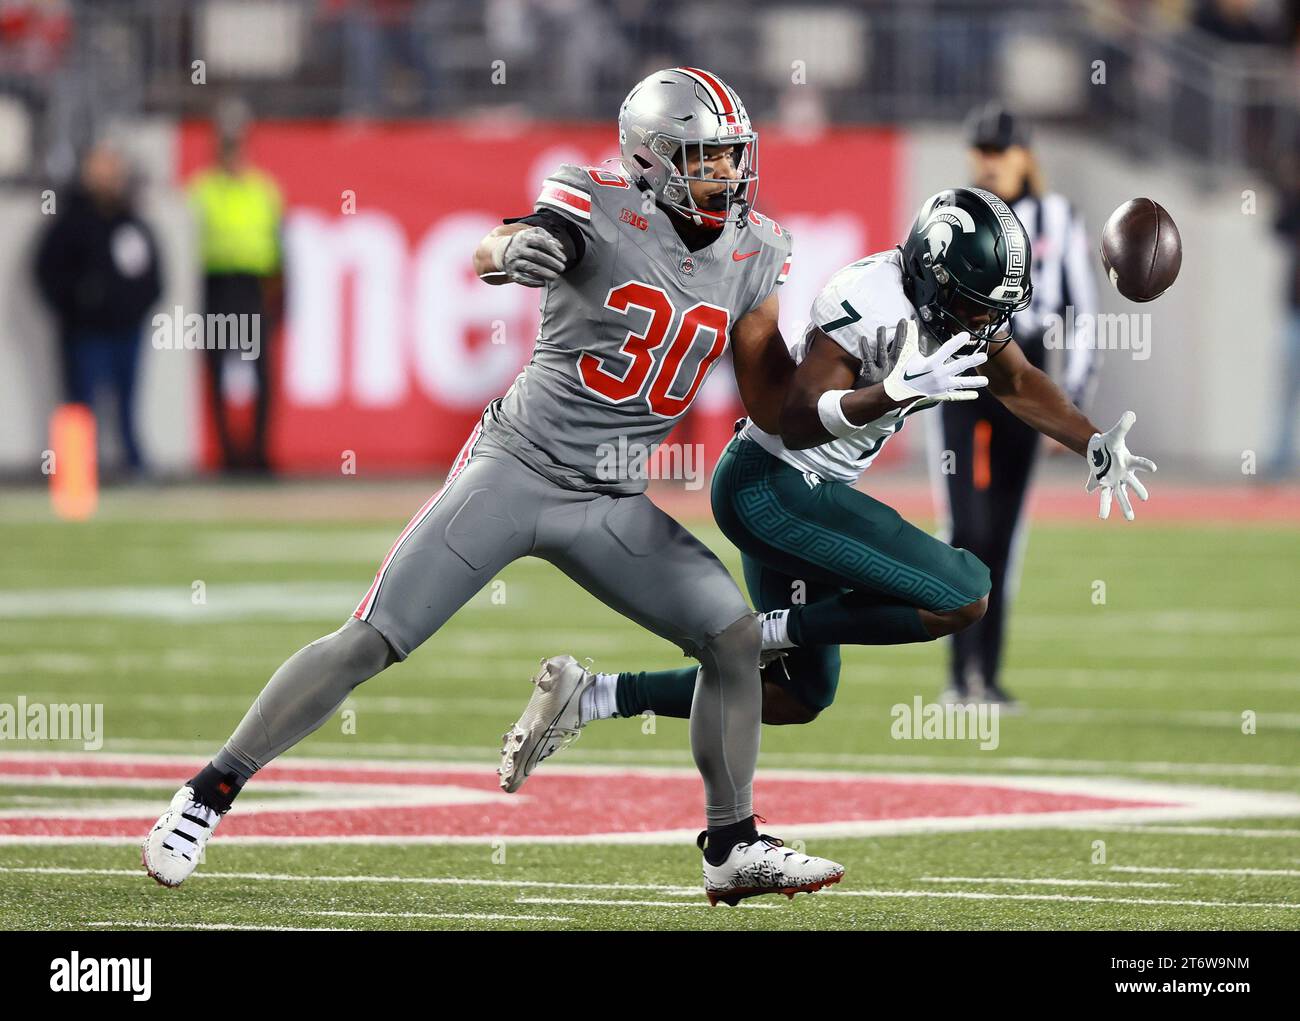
<box><xmin>699</xmin><ymin>830</ymin><xmax>845</xmax><ymax>907</ymax></box>
<box><xmin>142</xmin><ymin>785</ymin><xmax>222</xmax><ymax>888</ymax></box>
<box><xmin>498</xmin><ymin>655</ymin><xmax>595</xmax><ymax>794</ymax></box>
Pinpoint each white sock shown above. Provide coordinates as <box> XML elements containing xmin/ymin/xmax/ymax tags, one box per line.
<box><xmin>579</xmin><ymin>672</ymin><xmax>619</xmax><ymax>724</ymax></box>
<box><xmin>759</xmin><ymin>609</ymin><xmax>795</xmax><ymax>651</ymax></box>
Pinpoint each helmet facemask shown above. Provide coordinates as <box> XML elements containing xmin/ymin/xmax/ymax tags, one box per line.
<box><xmin>926</xmin><ymin>280</ymin><xmax>1030</xmax><ymax>354</ymax></box>
<box><xmin>618</xmin><ymin>68</ymin><xmax>759</xmax><ymax>229</ymax></box>
<box><xmin>646</xmin><ymin>134</ymin><xmax>759</xmax><ymax>228</ymax></box>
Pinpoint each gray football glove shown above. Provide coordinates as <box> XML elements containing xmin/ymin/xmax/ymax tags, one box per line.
<box><xmin>496</xmin><ymin>227</ymin><xmax>568</xmax><ymax>287</ymax></box>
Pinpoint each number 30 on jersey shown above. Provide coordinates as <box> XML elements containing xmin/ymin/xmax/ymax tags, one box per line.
<box><xmin>578</xmin><ymin>281</ymin><xmax>730</xmax><ymax>419</ymax></box>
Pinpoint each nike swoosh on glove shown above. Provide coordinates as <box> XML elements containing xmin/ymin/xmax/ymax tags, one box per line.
<box><xmin>882</xmin><ymin>318</ymin><xmax>988</xmax><ymax>404</ymax></box>
<box><xmin>1085</xmin><ymin>411</ymin><xmax>1158</xmax><ymax>521</ymax></box>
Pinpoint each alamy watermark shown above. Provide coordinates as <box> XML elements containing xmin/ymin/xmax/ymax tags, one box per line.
<box><xmin>890</xmin><ymin>696</ymin><xmax>999</xmax><ymax>751</ymax></box>
<box><xmin>1043</xmin><ymin>307</ymin><xmax>1151</xmax><ymax>361</ymax></box>
<box><xmin>0</xmin><ymin>697</ymin><xmax>103</xmax><ymax>751</ymax></box>
<box><xmin>50</xmin><ymin>953</ymin><xmax>151</xmax><ymax>1000</ymax></box>
<box><xmin>595</xmin><ymin>437</ymin><xmax>706</xmax><ymax>491</ymax></box>
<box><xmin>151</xmin><ymin>306</ymin><xmax>261</xmax><ymax>361</ymax></box>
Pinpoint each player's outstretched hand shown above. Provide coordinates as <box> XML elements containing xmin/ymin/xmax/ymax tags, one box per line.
<box><xmin>500</xmin><ymin>227</ymin><xmax>568</xmax><ymax>287</ymax></box>
<box><xmin>882</xmin><ymin>318</ymin><xmax>988</xmax><ymax>405</ymax></box>
<box><xmin>1085</xmin><ymin>411</ymin><xmax>1157</xmax><ymax>521</ymax></box>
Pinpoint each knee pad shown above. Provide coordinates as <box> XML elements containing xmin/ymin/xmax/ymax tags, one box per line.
<box><xmin>697</xmin><ymin>613</ymin><xmax>761</xmax><ymax>675</ymax></box>
<box><xmin>319</xmin><ymin>617</ymin><xmax>399</xmax><ymax>682</ymax></box>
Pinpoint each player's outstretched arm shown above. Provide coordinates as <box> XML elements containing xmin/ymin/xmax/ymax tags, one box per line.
<box><xmin>985</xmin><ymin>335</ymin><xmax>1099</xmax><ymax>454</ymax></box>
<box><xmin>985</xmin><ymin>340</ymin><xmax>1156</xmax><ymax>520</ymax></box>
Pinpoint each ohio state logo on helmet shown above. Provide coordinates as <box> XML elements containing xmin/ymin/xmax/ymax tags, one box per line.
<box><xmin>617</xmin><ymin>67</ymin><xmax>758</xmax><ymax>228</ymax></box>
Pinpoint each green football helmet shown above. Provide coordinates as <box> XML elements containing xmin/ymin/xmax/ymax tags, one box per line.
<box><xmin>899</xmin><ymin>187</ymin><xmax>1033</xmax><ymax>352</ymax></box>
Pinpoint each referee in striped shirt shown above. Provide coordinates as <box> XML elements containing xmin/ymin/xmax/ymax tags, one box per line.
<box><xmin>935</xmin><ymin>103</ymin><xmax>1100</xmax><ymax>708</ymax></box>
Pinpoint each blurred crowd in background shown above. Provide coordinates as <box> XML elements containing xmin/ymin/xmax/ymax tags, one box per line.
<box><xmin>1</xmin><ymin>0</ymin><xmax>1297</xmax><ymax>480</ymax></box>
<box><xmin>0</xmin><ymin>1</ymin><xmax>1294</xmax><ymax>179</ymax></box>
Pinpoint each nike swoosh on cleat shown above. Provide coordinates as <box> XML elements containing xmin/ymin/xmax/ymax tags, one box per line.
<box><xmin>732</xmin><ymin>250</ymin><xmax>761</xmax><ymax>261</ymax></box>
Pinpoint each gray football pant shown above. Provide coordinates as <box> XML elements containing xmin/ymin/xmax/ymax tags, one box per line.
<box><xmin>215</xmin><ymin>432</ymin><xmax>762</xmax><ymax>827</ymax></box>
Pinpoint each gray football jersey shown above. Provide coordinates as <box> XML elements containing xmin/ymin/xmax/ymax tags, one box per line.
<box><xmin>484</xmin><ymin>163</ymin><xmax>792</xmax><ymax>494</ymax></box>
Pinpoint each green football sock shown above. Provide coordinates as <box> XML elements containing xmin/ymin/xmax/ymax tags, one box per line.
<box><xmin>614</xmin><ymin>667</ymin><xmax>698</xmax><ymax>720</ymax></box>
<box><xmin>788</xmin><ymin>591</ymin><xmax>932</xmax><ymax>647</ymax></box>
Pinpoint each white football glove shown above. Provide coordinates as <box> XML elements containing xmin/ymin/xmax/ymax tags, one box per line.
<box><xmin>489</xmin><ymin>227</ymin><xmax>568</xmax><ymax>287</ymax></box>
<box><xmin>1085</xmin><ymin>411</ymin><xmax>1157</xmax><ymax>521</ymax></box>
<box><xmin>882</xmin><ymin>318</ymin><xmax>989</xmax><ymax>404</ymax></box>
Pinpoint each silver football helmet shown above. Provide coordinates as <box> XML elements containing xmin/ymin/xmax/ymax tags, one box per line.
<box><xmin>617</xmin><ymin>67</ymin><xmax>758</xmax><ymax>228</ymax></box>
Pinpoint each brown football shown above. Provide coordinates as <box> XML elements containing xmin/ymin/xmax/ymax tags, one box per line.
<box><xmin>1100</xmin><ymin>198</ymin><xmax>1182</xmax><ymax>302</ymax></box>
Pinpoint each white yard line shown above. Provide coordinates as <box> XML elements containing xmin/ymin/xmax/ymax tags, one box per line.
<box><xmin>85</xmin><ymin>921</ymin><xmax>357</xmax><ymax>931</ymax></box>
<box><xmin>515</xmin><ymin>896</ymin><xmax>777</xmax><ymax>910</ymax></box>
<box><xmin>0</xmin><ymin>584</ymin><xmax>363</xmax><ymax>622</ymax></box>
<box><xmin>1092</xmin><ymin>825</ymin><xmax>1300</xmax><ymax>838</ymax></box>
<box><xmin>0</xmin><ymin>692</ymin><xmax>526</xmax><ymax>717</ymax></box>
<box><xmin>0</xmin><ymin>865</ymin><xmax>700</xmax><ymax>895</ymax></box>
<box><xmin>918</xmin><ymin>876</ymin><xmax>1176</xmax><ymax>888</ymax></box>
<box><xmin>308</xmin><ymin>910</ymin><xmax>574</xmax><ymax>922</ymax></box>
<box><xmin>1022</xmin><ymin>708</ymin><xmax>1300</xmax><ymax>729</ymax></box>
<box><xmin>1110</xmin><ymin>865</ymin><xmax>1300</xmax><ymax>878</ymax></box>
<box><xmin>823</xmin><ymin>890</ymin><xmax>1300</xmax><ymax>910</ymax></box>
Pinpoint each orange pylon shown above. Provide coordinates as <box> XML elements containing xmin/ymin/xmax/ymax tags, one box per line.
<box><xmin>49</xmin><ymin>403</ymin><xmax>98</xmax><ymax>521</ymax></box>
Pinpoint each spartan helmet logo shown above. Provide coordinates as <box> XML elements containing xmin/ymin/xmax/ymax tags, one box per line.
<box><xmin>921</xmin><ymin>201</ymin><xmax>977</xmax><ymax>265</ymax></box>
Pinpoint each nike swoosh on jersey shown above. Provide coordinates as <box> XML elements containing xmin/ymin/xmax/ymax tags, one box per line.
<box><xmin>732</xmin><ymin>249</ymin><xmax>761</xmax><ymax>261</ymax></box>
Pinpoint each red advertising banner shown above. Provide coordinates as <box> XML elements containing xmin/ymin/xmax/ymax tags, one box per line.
<box><xmin>177</xmin><ymin>121</ymin><xmax>901</xmax><ymax>473</ymax></box>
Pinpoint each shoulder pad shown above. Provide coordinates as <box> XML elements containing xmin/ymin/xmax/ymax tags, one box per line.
<box><xmin>744</xmin><ymin>209</ymin><xmax>793</xmax><ymax>255</ymax></box>
<box><xmin>738</xmin><ymin>209</ymin><xmax>794</xmax><ymax>293</ymax></box>
<box><xmin>535</xmin><ymin>164</ymin><xmax>634</xmax><ymax>242</ymax></box>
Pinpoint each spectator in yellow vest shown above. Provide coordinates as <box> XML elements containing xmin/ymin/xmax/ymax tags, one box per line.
<box><xmin>189</xmin><ymin>119</ymin><xmax>284</xmax><ymax>474</ymax></box>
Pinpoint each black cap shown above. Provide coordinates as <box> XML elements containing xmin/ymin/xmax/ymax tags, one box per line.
<box><xmin>965</xmin><ymin>102</ymin><xmax>1031</xmax><ymax>151</ymax></box>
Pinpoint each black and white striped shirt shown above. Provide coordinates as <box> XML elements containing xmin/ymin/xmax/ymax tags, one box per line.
<box><xmin>1009</xmin><ymin>191</ymin><xmax>1100</xmax><ymax>407</ymax></box>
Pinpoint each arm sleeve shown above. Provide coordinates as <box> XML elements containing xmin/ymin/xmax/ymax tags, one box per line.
<box><xmin>501</xmin><ymin>163</ymin><xmax>605</xmax><ymax>273</ymax></box>
<box><xmin>501</xmin><ymin>208</ymin><xmax>586</xmax><ymax>270</ymax></box>
<box><xmin>1061</xmin><ymin>204</ymin><xmax>1101</xmax><ymax>406</ymax></box>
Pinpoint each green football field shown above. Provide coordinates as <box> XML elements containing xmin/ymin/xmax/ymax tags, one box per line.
<box><xmin>0</xmin><ymin>482</ymin><xmax>1297</xmax><ymax>931</ymax></box>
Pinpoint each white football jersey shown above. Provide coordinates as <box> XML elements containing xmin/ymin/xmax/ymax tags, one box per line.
<box><xmin>742</xmin><ymin>249</ymin><xmax>940</xmax><ymax>484</ymax></box>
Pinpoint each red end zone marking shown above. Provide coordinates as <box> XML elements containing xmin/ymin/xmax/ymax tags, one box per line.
<box><xmin>0</xmin><ymin>755</ymin><xmax>1174</xmax><ymax>841</ymax></box>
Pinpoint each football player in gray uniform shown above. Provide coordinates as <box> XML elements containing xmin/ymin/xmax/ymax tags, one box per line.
<box><xmin>500</xmin><ymin>188</ymin><xmax>1155</xmax><ymax>774</ymax></box>
<box><xmin>143</xmin><ymin>67</ymin><xmax>844</xmax><ymax>907</ymax></box>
